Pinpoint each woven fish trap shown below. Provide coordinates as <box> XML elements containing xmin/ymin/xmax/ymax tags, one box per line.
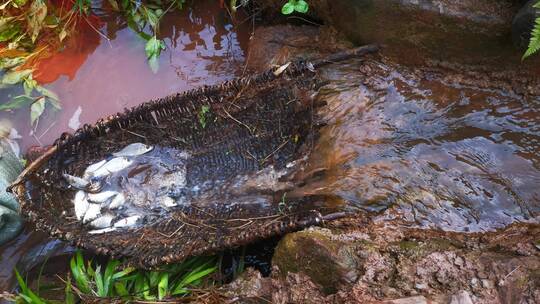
<box><xmin>9</xmin><ymin>46</ymin><xmax>378</xmax><ymax>268</ymax></box>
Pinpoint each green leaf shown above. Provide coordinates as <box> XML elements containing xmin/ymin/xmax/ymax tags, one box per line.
<box><xmin>148</xmin><ymin>54</ymin><xmax>159</xmax><ymax>74</ymax></box>
<box><xmin>0</xmin><ymin>95</ymin><xmax>34</xmax><ymax>111</ymax></box>
<box><xmin>95</xmin><ymin>265</ymin><xmax>105</xmax><ymax>297</ymax></box>
<box><xmin>158</xmin><ymin>273</ymin><xmax>169</xmax><ymax>300</ymax></box>
<box><xmin>30</xmin><ymin>97</ymin><xmax>46</xmax><ymax>126</ymax></box>
<box><xmin>294</xmin><ymin>0</ymin><xmax>309</xmax><ymax>13</ymax></box>
<box><xmin>144</xmin><ymin>8</ymin><xmax>159</xmax><ymax>30</ymax></box>
<box><xmin>114</xmin><ymin>281</ymin><xmax>129</xmax><ymax>297</ymax></box>
<box><xmin>0</xmin><ymin>57</ymin><xmax>24</xmax><ymax>70</ymax></box>
<box><xmin>103</xmin><ymin>260</ymin><xmax>120</xmax><ymax>296</ymax></box>
<box><xmin>281</xmin><ymin>2</ymin><xmax>294</xmax><ymax>15</ymax></box>
<box><xmin>111</xmin><ymin>266</ymin><xmax>135</xmax><ymax>280</ymax></box>
<box><xmin>14</xmin><ymin>0</ymin><xmax>28</xmax><ymax>7</ymax></box>
<box><xmin>198</xmin><ymin>105</ymin><xmax>210</xmax><ymax>128</ymax></box>
<box><xmin>145</xmin><ymin>36</ymin><xmax>165</xmax><ymax>73</ymax></box>
<box><xmin>23</xmin><ymin>77</ymin><xmax>37</xmax><ymax>96</ymax></box>
<box><xmin>65</xmin><ymin>276</ymin><xmax>76</xmax><ymax>304</ymax></box>
<box><xmin>1</xmin><ymin>69</ymin><xmax>32</xmax><ymax>85</ymax></box>
<box><xmin>145</xmin><ymin>36</ymin><xmax>165</xmax><ymax>59</ymax></box>
<box><xmin>523</xmin><ymin>17</ymin><xmax>540</xmax><ymax>59</ymax></box>
<box><xmin>14</xmin><ymin>269</ymin><xmax>46</xmax><ymax>304</ymax></box>
<box><xmin>0</xmin><ymin>23</ymin><xmax>21</xmax><ymax>42</ymax></box>
<box><xmin>36</xmin><ymin>85</ymin><xmax>59</xmax><ymax>101</ymax></box>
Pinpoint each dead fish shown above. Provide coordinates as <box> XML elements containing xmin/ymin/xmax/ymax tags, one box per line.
<box><xmin>83</xmin><ymin>159</ymin><xmax>107</xmax><ymax>179</ymax></box>
<box><xmin>88</xmin><ymin>191</ymin><xmax>118</xmax><ymax>204</ymax></box>
<box><xmin>113</xmin><ymin>215</ymin><xmax>140</xmax><ymax>228</ymax></box>
<box><xmin>91</xmin><ymin>157</ymin><xmax>133</xmax><ymax>178</ymax></box>
<box><xmin>73</xmin><ymin>190</ymin><xmax>90</xmax><ymax>221</ymax></box>
<box><xmin>89</xmin><ymin>213</ymin><xmax>115</xmax><ymax>229</ymax></box>
<box><xmin>63</xmin><ymin>173</ymin><xmax>102</xmax><ymax>193</ymax></box>
<box><xmin>63</xmin><ymin>173</ymin><xmax>90</xmax><ymax>189</ymax></box>
<box><xmin>113</xmin><ymin>143</ymin><xmax>153</xmax><ymax>157</ymax></box>
<box><xmin>108</xmin><ymin>192</ymin><xmax>126</xmax><ymax>209</ymax></box>
<box><xmin>83</xmin><ymin>203</ymin><xmax>101</xmax><ymax>223</ymax></box>
<box><xmin>88</xmin><ymin>227</ymin><xmax>116</xmax><ymax>234</ymax></box>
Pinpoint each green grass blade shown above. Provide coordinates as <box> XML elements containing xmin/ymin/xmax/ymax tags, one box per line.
<box><xmin>111</xmin><ymin>266</ymin><xmax>135</xmax><ymax>280</ymax></box>
<box><xmin>114</xmin><ymin>281</ymin><xmax>129</xmax><ymax>297</ymax></box>
<box><xmin>14</xmin><ymin>269</ymin><xmax>46</xmax><ymax>304</ymax></box>
<box><xmin>69</xmin><ymin>256</ymin><xmax>90</xmax><ymax>294</ymax></box>
<box><xmin>94</xmin><ymin>265</ymin><xmax>105</xmax><ymax>297</ymax></box>
<box><xmin>65</xmin><ymin>276</ymin><xmax>75</xmax><ymax>304</ymax></box>
<box><xmin>103</xmin><ymin>260</ymin><xmax>120</xmax><ymax>296</ymax></box>
<box><xmin>157</xmin><ymin>273</ymin><xmax>169</xmax><ymax>300</ymax></box>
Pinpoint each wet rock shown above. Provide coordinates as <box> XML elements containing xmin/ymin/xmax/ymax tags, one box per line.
<box><xmin>223</xmin><ymin>268</ymin><xmax>273</xmax><ymax>302</ymax></box>
<box><xmin>246</xmin><ymin>24</ymin><xmax>352</xmax><ymax>72</ymax></box>
<box><xmin>272</xmin><ymin>227</ymin><xmax>359</xmax><ymax>294</ymax></box>
<box><xmin>449</xmin><ymin>291</ymin><xmax>473</xmax><ymax>304</ymax></box>
<box><xmin>255</xmin><ymin>0</ymin><xmax>540</xmax><ymax>70</ymax></box>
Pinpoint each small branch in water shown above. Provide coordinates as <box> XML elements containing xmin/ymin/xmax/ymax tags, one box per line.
<box><xmin>286</xmin><ymin>16</ymin><xmax>323</xmax><ymax>26</ymax></box>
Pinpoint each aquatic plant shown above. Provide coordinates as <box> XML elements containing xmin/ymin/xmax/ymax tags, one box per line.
<box><xmin>12</xmin><ymin>250</ymin><xmax>220</xmax><ymax>303</ymax></box>
<box><xmin>524</xmin><ymin>1</ymin><xmax>540</xmax><ymax>58</ymax></box>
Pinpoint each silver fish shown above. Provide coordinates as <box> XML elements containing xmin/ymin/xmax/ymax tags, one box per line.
<box><xmin>63</xmin><ymin>173</ymin><xmax>90</xmax><ymax>189</ymax></box>
<box><xmin>88</xmin><ymin>191</ymin><xmax>118</xmax><ymax>204</ymax></box>
<box><xmin>83</xmin><ymin>159</ymin><xmax>107</xmax><ymax>179</ymax></box>
<box><xmin>63</xmin><ymin>173</ymin><xmax>102</xmax><ymax>193</ymax></box>
<box><xmin>113</xmin><ymin>215</ymin><xmax>140</xmax><ymax>228</ymax></box>
<box><xmin>88</xmin><ymin>227</ymin><xmax>116</xmax><ymax>234</ymax></box>
<box><xmin>112</xmin><ymin>143</ymin><xmax>153</xmax><ymax>157</ymax></box>
<box><xmin>108</xmin><ymin>192</ymin><xmax>126</xmax><ymax>209</ymax></box>
<box><xmin>73</xmin><ymin>190</ymin><xmax>89</xmax><ymax>221</ymax></box>
<box><xmin>89</xmin><ymin>213</ymin><xmax>114</xmax><ymax>229</ymax></box>
<box><xmin>92</xmin><ymin>157</ymin><xmax>133</xmax><ymax>178</ymax></box>
<box><xmin>83</xmin><ymin>203</ymin><xmax>101</xmax><ymax>223</ymax></box>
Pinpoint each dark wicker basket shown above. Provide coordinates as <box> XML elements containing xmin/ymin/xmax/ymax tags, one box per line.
<box><xmin>9</xmin><ymin>46</ymin><xmax>378</xmax><ymax>268</ymax></box>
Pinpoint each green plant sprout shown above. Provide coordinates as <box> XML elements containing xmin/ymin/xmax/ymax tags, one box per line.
<box><xmin>281</xmin><ymin>0</ymin><xmax>309</xmax><ymax>15</ymax></box>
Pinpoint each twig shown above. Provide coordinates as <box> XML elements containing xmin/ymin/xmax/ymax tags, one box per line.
<box><xmin>84</xmin><ymin>16</ymin><xmax>112</xmax><ymax>48</ymax></box>
<box><xmin>261</xmin><ymin>139</ymin><xmax>289</xmax><ymax>163</ymax></box>
<box><xmin>222</xmin><ymin>108</ymin><xmax>252</xmax><ymax>133</ymax></box>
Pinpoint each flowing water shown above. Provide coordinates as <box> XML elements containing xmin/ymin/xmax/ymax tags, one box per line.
<box><xmin>1</xmin><ymin>0</ymin><xmax>540</xmax><ymax>294</ymax></box>
<box><xmin>303</xmin><ymin>58</ymin><xmax>540</xmax><ymax>232</ymax></box>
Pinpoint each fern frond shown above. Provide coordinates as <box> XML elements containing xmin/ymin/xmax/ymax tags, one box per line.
<box><xmin>523</xmin><ymin>16</ymin><xmax>540</xmax><ymax>59</ymax></box>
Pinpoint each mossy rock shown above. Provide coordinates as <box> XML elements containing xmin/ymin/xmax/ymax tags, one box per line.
<box><xmin>272</xmin><ymin>228</ymin><xmax>359</xmax><ymax>294</ymax></box>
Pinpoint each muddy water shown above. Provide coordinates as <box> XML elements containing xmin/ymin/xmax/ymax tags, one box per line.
<box><xmin>303</xmin><ymin>58</ymin><xmax>540</xmax><ymax>232</ymax></box>
<box><xmin>0</xmin><ymin>1</ymin><xmax>248</xmax><ymax>152</ymax></box>
<box><xmin>0</xmin><ymin>0</ymin><xmax>249</xmax><ymax>291</ymax></box>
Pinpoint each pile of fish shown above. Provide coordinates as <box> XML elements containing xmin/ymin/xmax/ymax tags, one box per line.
<box><xmin>63</xmin><ymin>143</ymin><xmax>190</xmax><ymax>234</ymax></box>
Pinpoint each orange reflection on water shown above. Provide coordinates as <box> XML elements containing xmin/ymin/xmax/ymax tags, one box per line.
<box><xmin>1</xmin><ymin>0</ymin><xmax>248</xmax><ymax>152</ymax></box>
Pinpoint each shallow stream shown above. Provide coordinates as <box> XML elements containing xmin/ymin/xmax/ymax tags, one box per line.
<box><xmin>1</xmin><ymin>0</ymin><xmax>540</xmax><ymax>294</ymax></box>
